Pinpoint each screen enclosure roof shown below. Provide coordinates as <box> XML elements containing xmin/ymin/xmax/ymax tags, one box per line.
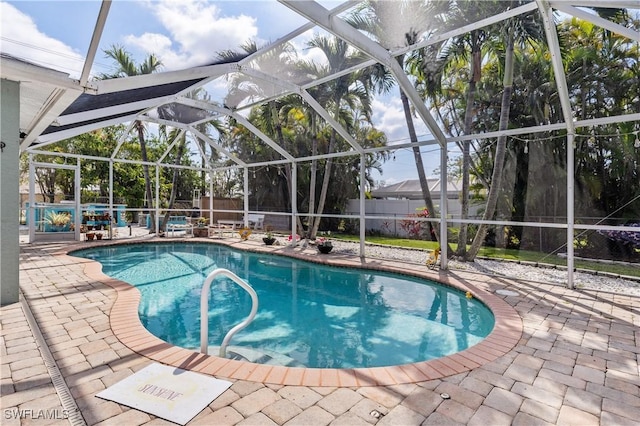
<box><xmin>2</xmin><ymin>0</ymin><xmax>639</xmax><ymax>168</ymax></box>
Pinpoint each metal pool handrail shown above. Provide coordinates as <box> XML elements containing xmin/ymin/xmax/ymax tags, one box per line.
<box><xmin>200</xmin><ymin>268</ymin><xmax>259</xmax><ymax>358</ymax></box>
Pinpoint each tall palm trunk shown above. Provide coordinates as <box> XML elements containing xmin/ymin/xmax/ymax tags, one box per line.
<box><xmin>137</xmin><ymin>122</ymin><xmax>155</xmax><ymax>231</ymax></box>
<box><xmin>310</xmin><ymin>89</ymin><xmax>343</xmax><ymax>239</ymax></box>
<box><xmin>466</xmin><ymin>28</ymin><xmax>515</xmax><ymax>260</ymax></box>
<box><xmin>269</xmin><ymin>101</ymin><xmax>305</xmax><ymax>234</ymax></box>
<box><xmin>309</xmin><ymin>128</ymin><xmax>336</xmax><ymax>238</ymax></box>
<box><xmin>199</xmin><ymin>139</ymin><xmax>207</xmax><ymax>199</ymax></box>
<box><xmin>282</xmin><ymin>164</ymin><xmax>306</xmax><ymax>233</ymax></box>
<box><xmin>457</xmin><ymin>46</ymin><xmax>481</xmax><ymax>256</ymax></box>
<box><xmin>400</xmin><ymin>84</ymin><xmax>439</xmax><ymax>242</ymax></box>
<box><xmin>162</xmin><ymin>136</ymin><xmax>185</xmax><ymax>231</ymax></box>
<box><xmin>101</xmin><ymin>46</ymin><xmax>162</xmax><ymax>231</ymax></box>
<box><xmin>308</xmin><ymin>115</ymin><xmax>318</xmax><ymax>233</ymax></box>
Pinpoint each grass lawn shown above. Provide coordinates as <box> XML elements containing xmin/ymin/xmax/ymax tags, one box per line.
<box><xmin>332</xmin><ymin>234</ymin><xmax>640</xmax><ymax>279</ymax></box>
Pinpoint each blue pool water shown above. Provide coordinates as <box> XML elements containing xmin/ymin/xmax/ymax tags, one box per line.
<box><xmin>75</xmin><ymin>243</ymin><xmax>494</xmax><ymax>368</ymax></box>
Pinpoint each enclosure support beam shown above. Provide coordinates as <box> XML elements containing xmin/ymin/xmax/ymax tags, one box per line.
<box><xmin>28</xmin><ymin>155</ymin><xmax>36</xmax><ymax>244</ymax></box>
<box><xmin>291</xmin><ymin>163</ymin><xmax>297</xmax><ymax>247</ymax></box>
<box><xmin>209</xmin><ymin>174</ymin><xmax>214</xmax><ymax>226</ymax></box>
<box><xmin>108</xmin><ymin>159</ymin><xmax>114</xmax><ymax>240</ymax></box>
<box><xmin>75</xmin><ymin>160</ymin><xmax>81</xmax><ymax>241</ymax></box>
<box><xmin>359</xmin><ymin>154</ymin><xmax>366</xmax><ymax>258</ymax></box>
<box><xmin>243</xmin><ymin>168</ymin><xmax>249</xmax><ymax>228</ymax></box>
<box><xmin>279</xmin><ymin>0</ymin><xmax>448</xmax><ymax>148</ymax></box>
<box><xmin>1</xmin><ymin>79</ymin><xmax>20</xmax><ymax>305</ymax></box>
<box><xmin>538</xmin><ymin>0</ymin><xmax>576</xmax><ymax>288</ymax></box>
<box><xmin>440</xmin><ymin>144</ymin><xmax>448</xmax><ymax>270</ymax></box>
<box><xmin>553</xmin><ymin>3</ymin><xmax>639</xmax><ymax>41</ymax></box>
<box><xmin>155</xmin><ymin>166</ymin><xmax>160</xmax><ymax>235</ymax></box>
<box><xmin>79</xmin><ymin>0</ymin><xmax>111</xmax><ymax>87</ymax></box>
<box><xmin>28</xmin><ymin>160</ymin><xmax>80</xmax><ymax>242</ymax></box>
<box><xmin>567</xmin><ymin>134</ymin><xmax>575</xmax><ymax>289</ymax></box>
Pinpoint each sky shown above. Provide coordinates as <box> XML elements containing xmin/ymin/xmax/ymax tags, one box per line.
<box><xmin>1</xmin><ymin>0</ymin><xmax>447</xmax><ymax>186</ymax></box>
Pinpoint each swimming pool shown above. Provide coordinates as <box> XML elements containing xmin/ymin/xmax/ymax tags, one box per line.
<box><xmin>75</xmin><ymin>242</ymin><xmax>495</xmax><ymax>369</ymax></box>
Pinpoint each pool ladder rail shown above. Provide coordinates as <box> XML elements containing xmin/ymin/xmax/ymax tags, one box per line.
<box><xmin>200</xmin><ymin>268</ymin><xmax>259</xmax><ymax>358</ymax></box>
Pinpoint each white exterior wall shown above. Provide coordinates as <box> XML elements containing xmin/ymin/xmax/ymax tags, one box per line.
<box><xmin>346</xmin><ymin>199</ymin><xmax>436</xmax><ymax>237</ymax></box>
<box><xmin>1</xmin><ymin>79</ymin><xmax>20</xmax><ymax>305</ymax></box>
<box><xmin>346</xmin><ymin>198</ymin><xmax>482</xmax><ymax>237</ymax></box>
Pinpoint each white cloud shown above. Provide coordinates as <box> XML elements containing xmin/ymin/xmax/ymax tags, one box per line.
<box><xmin>371</xmin><ymin>96</ymin><xmax>433</xmax><ymax>145</ymax></box>
<box><xmin>125</xmin><ymin>0</ymin><xmax>259</xmax><ymax>70</ymax></box>
<box><xmin>369</xmin><ymin>96</ymin><xmax>442</xmax><ymax>185</ymax></box>
<box><xmin>371</xmin><ymin>97</ymin><xmax>409</xmax><ymax>143</ymax></box>
<box><xmin>0</xmin><ymin>2</ymin><xmax>84</xmax><ymax>77</ymax></box>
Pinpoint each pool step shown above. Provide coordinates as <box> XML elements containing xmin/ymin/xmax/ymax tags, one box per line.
<box><xmin>209</xmin><ymin>345</ymin><xmax>305</xmax><ymax>367</ymax></box>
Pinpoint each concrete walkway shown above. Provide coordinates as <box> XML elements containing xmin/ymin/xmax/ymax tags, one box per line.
<box><xmin>2</xmin><ymin>238</ymin><xmax>639</xmax><ymax>425</ymax></box>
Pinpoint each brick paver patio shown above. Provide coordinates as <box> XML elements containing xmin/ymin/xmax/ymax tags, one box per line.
<box><xmin>2</xmin><ymin>237</ymin><xmax>639</xmax><ymax>425</ymax></box>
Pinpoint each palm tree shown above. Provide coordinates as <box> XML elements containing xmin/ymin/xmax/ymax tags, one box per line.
<box><xmin>218</xmin><ymin>41</ymin><xmax>309</xmax><ymax>231</ymax></box>
<box><xmin>160</xmin><ymin>129</ymin><xmax>186</xmax><ymax>229</ymax></box>
<box><xmin>561</xmin><ymin>10</ymin><xmax>639</xmax><ymax>224</ymax></box>
<box><xmin>189</xmin><ymin>90</ymin><xmax>225</xmax><ymax>200</ymax></box>
<box><xmin>219</xmin><ymin>38</ymin><xmax>384</xmax><ymax>237</ymax></box>
<box><xmin>303</xmin><ymin>34</ymin><xmax>372</xmax><ymax>238</ymax></box>
<box><xmin>155</xmin><ymin>89</ymin><xmax>219</xmax><ymax>229</ymax></box>
<box><xmin>102</xmin><ymin>45</ymin><xmax>162</xmax><ymax>231</ymax></box>
<box><xmin>276</xmin><ymin>92</ymin><xmax>322</xmax><ymax>230</ymax></box>
<box><xmin>415</xmin><ymin>0</ymin><xmax>502</xmax><ymax>255</ymax></box>
<box><xmin>351</xmin><ymin>0</ymin><xmax>448</xmax><ymax>242</ymax></box>
<box><xmin>346</xmin><ymin>122</ymin><xmax>389</xmax><ymax>195</ymax></box>
<box><xmin>465</xmin><ymin>1</ymin><xmax>544</xmax><ymax>260</ymax></box>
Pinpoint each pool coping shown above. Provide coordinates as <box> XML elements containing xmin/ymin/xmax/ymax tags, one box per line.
<box><xmin>59</xmin><ymin>237</ymin><xmax>523</xmax><ymax>387</ymax></box>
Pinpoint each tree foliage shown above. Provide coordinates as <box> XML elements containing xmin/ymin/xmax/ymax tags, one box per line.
<box><xmin>415</xmin><ymin>5</ymin><xmax>639</xmax><ymax>260</ymax></box>
<box><xmin>22</xmin><ymin>5</ymin><xmax>638</xmax><ymax>261</ymax></box>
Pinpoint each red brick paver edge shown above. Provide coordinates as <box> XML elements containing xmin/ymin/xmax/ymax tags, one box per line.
<box><xmin>60</xmin><ymin>239</ymin><xmax>523</xmax><ymax>387</ymax></box>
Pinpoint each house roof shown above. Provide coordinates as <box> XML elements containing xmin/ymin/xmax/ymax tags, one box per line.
<box><xmin>371</xmin><ymin>179</ymin><xmax>463</xmax><ymax>200</ymax></box>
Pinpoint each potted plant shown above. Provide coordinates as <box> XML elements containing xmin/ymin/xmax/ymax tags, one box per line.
<box><xmin>86</xmin><ymin>232</ymin><xmax>95</xmax><ymax>241</ymax></box>
<box><xmin>197</xmin><ymin>217</ymin><xmax>207</xmax><ymax>228</ymax></box>
<box><xmin>263</xmin><ymin>228</ymin><xmax>276</xmax><ymax>245</ymax></box>
<box><xmin>45</xmin><ymin>211</ymin><xmax>71</xmax><ymax>231</ymax></box>
<box><xmin>316</xmin><ymin>237</ymin><xmax>333</xmax><ymax>254</ymax></box>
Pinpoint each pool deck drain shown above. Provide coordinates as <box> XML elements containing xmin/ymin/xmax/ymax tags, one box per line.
<box><xmin>4</xmin><ymin>233</ymin><xmax>639</xmax><ymax>425</ymax></box>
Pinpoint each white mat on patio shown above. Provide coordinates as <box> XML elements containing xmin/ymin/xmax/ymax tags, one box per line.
<box><xmin>96</xmin><ymin>363</ymin><xmax>231</xmax><ymax>425</ymax></box>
